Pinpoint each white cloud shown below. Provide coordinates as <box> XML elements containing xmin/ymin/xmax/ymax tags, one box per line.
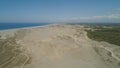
<box><xmin>88</xmin><ymin>14</ymin><xmax>120</xmax><ymax>19</ymax></box>
<box><xmin>108</xmin><ymin>8</ymin><xmax>120</xmax><ymax>15</ymax></box>
<box><xmin>49</xmin><ymin>14</ymin><xmax>120</xmax><ymax>22</ymax></box>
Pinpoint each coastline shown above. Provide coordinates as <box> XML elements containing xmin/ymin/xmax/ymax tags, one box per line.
<box><xmin>0</xmin><ymin>23</ymin><xmax>54</xmax><ymax>37</ymax></box>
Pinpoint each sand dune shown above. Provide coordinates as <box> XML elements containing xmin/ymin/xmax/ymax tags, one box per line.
<box><xmin>0</xmin><ymin>24</ymin><xmax>120</xmax><ymax>68</ymax></box>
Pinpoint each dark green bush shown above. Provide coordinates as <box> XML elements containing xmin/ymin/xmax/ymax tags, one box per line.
<box><xmin>87</xmin><ymin>26</ymin><xmax>120</xmax><ymax>46</ymax></box>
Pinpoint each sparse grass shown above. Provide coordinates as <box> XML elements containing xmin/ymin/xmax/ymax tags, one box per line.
<box><xmin>0</xmin><ymin>36</ymin><xmax>29</xmax><ymax>68</ymax></box>
<box><xmin>25</xmin><ymin>56</ymin><xmax>32</xmax><ymax>64</ymax></box>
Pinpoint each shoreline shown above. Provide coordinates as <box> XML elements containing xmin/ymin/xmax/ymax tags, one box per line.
<box><xmin>0</xmin><ymin>24</ymin><xmax>71</xmax><ymax>38</ymax></box>
<box><xmin>0</xmin><ymin>23</ymin><xmax>52</xmax><ymax>31</ymax></box>
<box><xmin>0</xmin><ymin>24</ymin><xmax>55</xmax><ymax>37</ymax></box>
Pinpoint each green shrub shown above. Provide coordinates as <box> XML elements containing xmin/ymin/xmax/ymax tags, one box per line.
<box><xmin>86</xmin><ymin>26</ymin><xmax>120</xmax><ymax>46</ymax></box>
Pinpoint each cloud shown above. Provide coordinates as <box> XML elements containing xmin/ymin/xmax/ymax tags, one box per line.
<box><xmin>1</xmin><ymin>8</ymin><xmax>120</xmax><ymax>23</ymax></box>
<box><xmin>3</xmin><ymin>13</ymin><xmax>119</xmax><ymax>23</ymax></box>
<box><xmin>87</xmin><ymin>14</ymin><xmax>120</xmax><ymax>19</ymax></box>
<box><xmin>48</xmin><ymin>8</ymin><xmax>120</xmax><ymax>23</ymax></box>
<box><xmin>49</xmin><ymin>14</ymin><xmax>120</xmax><ymax>23</ymax></box>
<box><xmin>108</xmin><ymin>8</ymin><xmax>120</xmax><ymax>14</ymax></box>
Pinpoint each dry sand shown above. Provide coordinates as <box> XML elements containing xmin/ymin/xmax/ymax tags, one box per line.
<box><xmin>0</xmin><ymin>24</ymin><xmax>120</xmax><ymax>68</ymax></box>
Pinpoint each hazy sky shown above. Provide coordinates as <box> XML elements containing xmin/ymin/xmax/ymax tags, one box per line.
<box><xmin>0</xmin><ymin>0</ymin><xmax>120</xmax><ymax>23</ymax></box>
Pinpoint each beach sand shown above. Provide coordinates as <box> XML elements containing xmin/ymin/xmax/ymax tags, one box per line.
<box><xmin>0</xmin><ymin>24</ymin><xmax>120</xmax><ymax>68</ymax></box>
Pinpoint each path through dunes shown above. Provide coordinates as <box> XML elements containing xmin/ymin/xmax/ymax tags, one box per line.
<box><xmin>18</xmin><ymin>25</ymin><xmax>120</xmax><ymax>68</ymax></box>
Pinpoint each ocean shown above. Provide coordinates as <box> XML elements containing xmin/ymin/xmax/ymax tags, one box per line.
<box><xmin>0</xmin><ymin>23</ymin><xmax>49</xmax><ymax>30</ymax></box>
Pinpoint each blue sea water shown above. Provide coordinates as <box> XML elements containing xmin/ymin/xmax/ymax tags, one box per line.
<box><xmin>0</xmin><ymin>23</ymin><xmax>49</xmax><ymax>30</ymax></box>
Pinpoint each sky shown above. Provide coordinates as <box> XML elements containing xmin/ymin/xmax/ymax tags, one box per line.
<box><xmin>0</xmin><ymin>0</ymin><xmax>120</xmax><ymax>23</ymax></box>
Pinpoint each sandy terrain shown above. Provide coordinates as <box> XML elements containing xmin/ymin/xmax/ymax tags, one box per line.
<box><xmin>0</xmin><ymin>24</ymin><xmax>120</xmax><ymax>68</ymax></box>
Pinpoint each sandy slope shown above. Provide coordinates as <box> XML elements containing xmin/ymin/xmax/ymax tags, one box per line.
<box><xmin>0</xmin><ymin>24</ymin><xmax>120</xmax><ymax>68</ymax></box>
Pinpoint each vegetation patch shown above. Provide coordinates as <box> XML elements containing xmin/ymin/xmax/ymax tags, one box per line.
<box><xmin>0</xmin><ymin>36</ymin><xmax>29</xmax><ymax>68</ymax></box>
<box><xmin>86</xmin><ymin>25</ymin><xmax>120</xmax><ymax>46</ymax></box>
